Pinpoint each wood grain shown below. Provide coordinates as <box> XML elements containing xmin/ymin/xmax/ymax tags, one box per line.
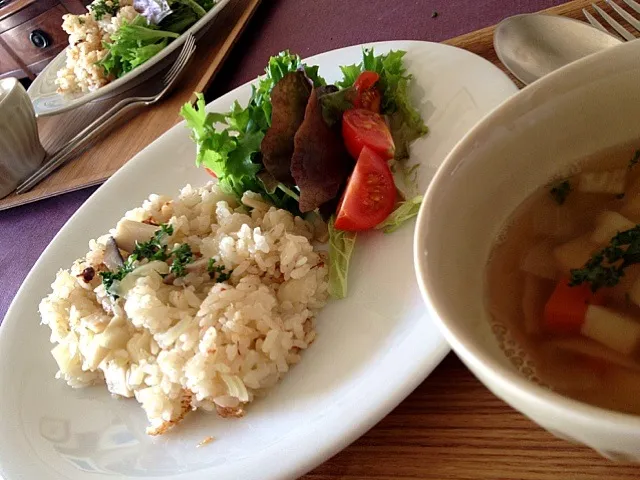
<box><xmin>0</xmin><ymin>0</ymin><xmax>58</xmax><ymax>33</ymax></box>
<box><xmin>301</xmin><ymin>1</ymin><xmax>640</xmax><ymax>479</ymax></box>
<box><xmin>0</xmin><ymin>0</ymin><xmax>262</xmax><ymax>211</ymax></box>
<box><xmin>303</xmin><ymin>354</ymin><xmax>640</xmax><ymax>480</ymax></box>
<box><xmin>0</xmin><ymin>0</ymin><xmax>37</xmax><ymax>24</ymax></box>
<box><xmin>0</xmin><ymin>4</ymin><xmax>68</xmax><ymax>65</ymax></box>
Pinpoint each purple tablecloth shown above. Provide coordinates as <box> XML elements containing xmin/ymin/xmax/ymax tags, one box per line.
<box><xmin>0</xmin><ymin>0</ymin><xmax>568</xmax><ymax>320</ymax></box>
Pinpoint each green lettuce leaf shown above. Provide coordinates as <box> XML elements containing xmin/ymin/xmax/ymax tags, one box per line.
<box><xmin>99</xmin><ymin>16</ymin><xmax>179</xmax><ymax>77</ymax></box>
<box><xmin>328</xmin><ymin>217</ymin><xmax>357</xmax><ymax>299</ymax></box>
<box><xmin>180</xmin><ymin>51</ymin><xmax>325</xmax><ymax>212</ymax></box>
<box><xmin>375</xmin><ymin>195</ymin><xmax>423</xmax><ymax>233</ymax></box>
<box><xmin>180</xmin><ymin>93</ymin><xmax>263</xmax><ymax>198</ymax></box>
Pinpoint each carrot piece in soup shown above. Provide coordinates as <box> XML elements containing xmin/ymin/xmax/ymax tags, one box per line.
<box><xmin>543</xmin><ymin>279</ymin><xmax>605</xmax><ymax>335</ymax></box>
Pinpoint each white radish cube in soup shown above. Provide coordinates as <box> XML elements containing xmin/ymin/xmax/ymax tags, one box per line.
<box><xmin>520</xmin><ymin>241</ymin><xmax>558</xmax><ymax>280</ymax></box>
<box><xmin>553</xmin><ymin>236</ymin><xmax>599</xmax><ymax>273</ymax></box>
<box><xmin>590</xmin><ymin>211</ymin><xmax>635</xmax><ymax>245</ymax></box>
<box><xmin>628</xmin><ymin>277</ymin><xmax>640</xmax><ymax>308</ymax></box>
<box><xmin>581</xmin><ymin>306</ymin><xmax>640</xmax><ymax>356</ymax></box>
<box><xmin>578</xmin><ymin>169</ymin><xmax>627</xmax><ymax>195</ymax></box>
<box><xmin>532</xmin><ymin>201</ymin><xmax>576</xmax><ymax>239</ymax></box>
<box><xmin>522</xmin><ymin>274</ymin><xmax>554</xmax><ymax>335</ymax></box>
<box><xmin>620</xmin><ymin>196</ymin><xmax>640</xmax><ymax>222</ymax></box>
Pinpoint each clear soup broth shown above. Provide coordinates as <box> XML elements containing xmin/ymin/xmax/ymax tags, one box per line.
<box><xmin>487</xmin><ymin>143</ymin><xmax>640</xmax><ymax>415</ymax></box>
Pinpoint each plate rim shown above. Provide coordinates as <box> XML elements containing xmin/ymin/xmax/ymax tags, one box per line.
<box><xmin>27</xmin><ymin>0</ymin><xmax>231</xmax><ymax>117</ymax></box>
<box><xmin>1</xmin><ymin>39</ymin><xmax>518</xmax><ymax>480</ymax></box>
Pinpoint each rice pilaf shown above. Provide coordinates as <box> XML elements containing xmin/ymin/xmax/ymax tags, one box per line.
<box><xmin>39</xmin><ymin>183</ymin><xmax>329</xmax><ymax>435</ymax></box>
<box><xmin>56</xmin><ymin>0</ymin><xmax>137</xmax><ymax>94</ymax></box>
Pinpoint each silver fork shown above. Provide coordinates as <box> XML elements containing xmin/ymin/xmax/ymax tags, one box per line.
<box><xmin>584</xmin><ymin>0</ymin><xmax>640</xmax><ymax>41</ymax></box>
<box><xmin>16</xmin><ymin>33</ymin><xmax>197</xmax><ymax>195</ymax></box>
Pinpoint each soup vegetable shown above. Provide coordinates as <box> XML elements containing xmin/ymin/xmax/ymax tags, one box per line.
<box><xmin>487</xmin><ymin>147</ymin><xmax>640</xmax><ymax>415</ymax></box>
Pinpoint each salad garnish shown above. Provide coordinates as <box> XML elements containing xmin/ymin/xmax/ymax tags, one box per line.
<box><xmin>375</xmin><ymin>195</ymin><xmax>423</xmax><ymax>234</ymax></box>
<box><xmin>328</xmin><ymin>218</ymin><xmax>357</xmax><ymax>299</ymax></box>
<box><xmin>181</xmin><ymin>48</ymin><xmax>429</xmax><ymax>298</ymax></box>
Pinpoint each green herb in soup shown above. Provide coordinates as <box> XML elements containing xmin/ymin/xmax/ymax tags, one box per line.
<box><xmin>486</xmin><ymin>144</ymin><xmax>640</xmax><ymax>416</ymax></box>
<box><xmin>549</xmin><ymin>179</ymin><xmax>571</xmax><ymax>205</ymax></box>
<box><xmin>570</xmin><ymin>226</ymin><xmax>640</xmax><ymax>292</ymax></box>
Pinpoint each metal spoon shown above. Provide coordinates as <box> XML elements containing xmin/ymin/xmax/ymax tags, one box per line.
<box><xmin>494</xmin><ymin>13</ymin><xmax>623</xmax><ymax>85</ymax></box>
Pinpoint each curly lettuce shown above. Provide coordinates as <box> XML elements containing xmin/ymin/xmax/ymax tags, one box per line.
<box><xmin>99</xmin><ymin>16</ymin><xmax>179</xmax><ymax>77</ymax></box>
<box><xmin>180</xmin><ymin>51</ymin><xmax>325</xmax><ymax>211</ymax></box>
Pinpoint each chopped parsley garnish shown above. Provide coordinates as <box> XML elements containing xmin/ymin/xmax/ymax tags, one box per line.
<box><xmin>132</xmin><ymin>223</ymin><xmax>173</xmax><ymax>261</ymax></box>
<box><xmin>550</xmin><ymin>180</ymin><xmax>571</xmax><ymax>205</ymax></box>
<box><xmin>99</xmin><ymin>256</ymin><xmax>136</xmax><ymax>298</ymax></box>
<box><xmin>170</xmin><ymin>243</ymin><xmax>193</xmax><ymax>277</ymax></box>
<box><xmin>207</xmin><ymin>258</ymin><xmax>232</xmax><ymax>282</ymax></box>
<box><xmin>100</xmin><ymin>223</ymin><xmax>198</xmax><ymax>297</ymax></box>
<box><xmin>570</xmin><ymin>225</ymin><xmax>640</xmax><ymax>291</ymax></box>
<box><xmin>629</xmin><ymin>150</ymin><xmax>640</xmax><ymax>170</ymax></box>
<box><xmin>90</xmin><ymin>0</ymin><xmax>120</xmax><ymax>21</ymax></box>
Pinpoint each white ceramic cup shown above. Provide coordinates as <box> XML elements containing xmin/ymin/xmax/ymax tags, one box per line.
<box><xmin>414</xmin><ymin>39</ymin><xmax>640</xmax><ymax>461</ymax></box>
<box><xmin>0</xmin><ymin>77</ymin><xmax>46</xmax><ymax>198</ymax></box>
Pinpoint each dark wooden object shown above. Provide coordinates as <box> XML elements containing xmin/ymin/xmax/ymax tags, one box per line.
<box><xmin>0</xmin><ymin>0</ymin><xmax>88</xmax><ymax>80</ymax></box>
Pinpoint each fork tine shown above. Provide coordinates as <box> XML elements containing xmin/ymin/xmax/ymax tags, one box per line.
<box><xmin>163</xmin><ymin>35</ymin><xmax>195</xmax><ymax>84</ymax></box>
<box><xmin>592</xmin><ymin>3</ymin><xmax>636</xmax><ymax>40</ymax></box>
<box><xmin>622</xmin><ymin>0</ymin><xmax>640</xmax><ymax>15</ymax></box>
<box><xmin>606</xmin><ymin>0</ymin><xmax>640</xmax><ymax>32</ymax></box>
<box><xmin>163</xmin><ymin>34</ymin><xmax>196</xmax><ymax>85</ymax></box>
<box><xmin>583</xmin><ymin>8</ymin><xmax>616</xmax><ymax>35</ymax></box>
<box><xmin>157</xmin><ymin>34</ymin><xmax>196</xmax><ymax>95</ymax></box>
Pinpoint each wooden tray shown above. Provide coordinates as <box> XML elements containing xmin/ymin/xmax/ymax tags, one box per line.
<box><xmin>0</xmin><ymin>0</ymin><xmax>261</xmax><ymax>211</ymax></box>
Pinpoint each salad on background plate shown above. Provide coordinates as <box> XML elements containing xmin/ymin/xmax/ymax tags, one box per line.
<box><xmin>56</xmin><ymin>0</ymin><xmax>219</xmax><ymax>95</ymax></box>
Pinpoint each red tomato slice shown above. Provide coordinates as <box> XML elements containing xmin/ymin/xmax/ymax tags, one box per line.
<box><xmin>354</xmin><ymin>71</ymin><xmax>379</xmax><ymax>91</ymax></box>
<box><xmin>335</xmin><ymin>146</ymin><xmax>397</xmax><ymax>231</ymax></box>
<box><xmin>353</xmin><ymin>71</ymin><xmax>381</xmax><ymax>113</ymax></box>
<box><xmin>204</xmin><ymin>167</ymin><xmax>217</xmax><ymax>178</ymax></box>
<box><xmin>355</xmin><ymin>88</ymin><xmax>382</xmax><ymax>112</ymax></box>
<box><xmin>342</xmin><ymin>109</ymin><xmax>395</xmax><ymax>160</ymax></box>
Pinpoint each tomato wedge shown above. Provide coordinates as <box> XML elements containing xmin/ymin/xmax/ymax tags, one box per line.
<box><xmin>354</xmin><ymin>71</ymin><xmax>379</xmax><ymax>91</ymax></box>
<box><xmin>342</xmin><ymin>108</ymin><xmax>395</xmax><ymax>160</ymax></box>
<box><xmin>335</xmin><ymin>146</ymin><xmax>397</xmax><ymax>231</ymax></box>
<box><xmin>353</xmin><ymin>71</ymin><xmax>381</xmax><ymax>112</ymax></box>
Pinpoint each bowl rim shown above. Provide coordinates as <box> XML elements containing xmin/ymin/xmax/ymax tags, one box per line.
<box><xmin>414</xmin><ymin>38</ymin><xmax>640</xmax><ymax>431</ymax></box>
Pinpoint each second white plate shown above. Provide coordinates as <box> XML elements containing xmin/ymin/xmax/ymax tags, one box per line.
<box><xmin>27</xmin><ymin>0</ymin><xmax>230</xmax><ymax>117</ymax></box>
<box><xmin>0</xmin><ymin>41</ymin><xmax>517</xmax><ymax>480</ymax></box>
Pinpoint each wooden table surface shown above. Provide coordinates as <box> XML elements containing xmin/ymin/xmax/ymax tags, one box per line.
<box><xmin>304</xmin><ymin>354</ymin><xmax>639</xmax><ymax>479</ymax></box>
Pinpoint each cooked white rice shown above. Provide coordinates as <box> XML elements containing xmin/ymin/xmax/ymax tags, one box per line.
<box><xmin>39</xmin><ymin>182</ymin><xmax>329</xmax><ymax>435</ymax></box>
<box><xmin>56</xmin><ymin>0</ymin><xmax>138</xmax><ymax>94</ymax></box>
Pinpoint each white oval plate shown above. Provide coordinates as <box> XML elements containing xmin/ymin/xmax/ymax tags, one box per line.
<box><xmin>0</xmin><ymin>41</ymin><xmax>517</xmax><ymax>480</ymax></box>
<box><xmin>27</xmin><ymin>0</ymin><xmax>230</xmax><ymax>117</ymax></box>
